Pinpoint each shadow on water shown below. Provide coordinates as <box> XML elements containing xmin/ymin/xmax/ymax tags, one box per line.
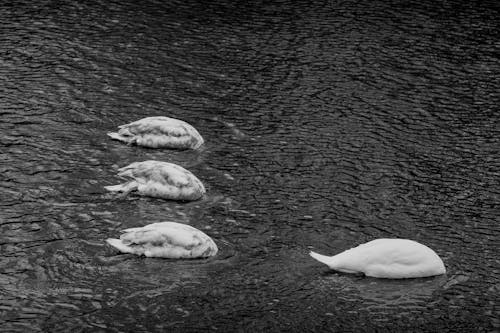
<box><xmin>1</xmin><ymin>0</ymin><xmax>499</xmax><ymax>331</ymax></box>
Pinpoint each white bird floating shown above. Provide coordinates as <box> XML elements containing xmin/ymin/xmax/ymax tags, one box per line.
<box><xmin>108</xmin><ymin>116</ymin><xmax>204</xmax><ymax>149</ymax></box>
<box><xmin>104</xmin><ymin>160</ymin><xmax>205</xmax><ymax>201</ymax></box>
<box><xmin>106</xmin><ymin>222</ymin><xmax>218</xmax><ymax>258</ymax></box>
<box><xmin>309</xmin><ymin>239</ymin><xmax>446</xmax><ymax>279</ymax></box>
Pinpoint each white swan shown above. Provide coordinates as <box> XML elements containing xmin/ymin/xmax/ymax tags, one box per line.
<box><xmin>310</xmin><ymin>239</ymin><xmax>446</xmax><ymax>279</ymax></box>
<box><xmin>106</xmin><ymin>222</ymin><xmax>218</xmax><ymax>258</ymax></box>
<box><xmin>104</xmin><ymin>160</ymin><xmax>205</xmax><ymax>201</ymax></box>
<box><xmin>108</xmin><ymin>116</ymin><xmax>204</xmax><ymax>149</ymax></box>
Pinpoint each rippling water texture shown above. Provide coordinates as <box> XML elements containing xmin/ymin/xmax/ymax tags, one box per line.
<box><xmin>1</xmin><ymin>0</ymin><xmax>499</xmax><ymax>331</ymax></box>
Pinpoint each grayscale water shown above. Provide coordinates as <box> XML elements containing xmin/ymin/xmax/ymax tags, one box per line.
<box><xmin>1</xmin><ymin>0</ymin><xmax>499</xmax><ymax>331</ymax></box>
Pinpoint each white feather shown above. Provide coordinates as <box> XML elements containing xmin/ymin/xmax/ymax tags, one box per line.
<box><xmin>310</xmin><ymin>239</ymin><xmax>446</xmax><ymax>279</ymax></box>
<box><xmin>108</xmin><ymin>116</ymin><xmax>204</xmax><ymax>149</ymax></box>
<box><xmin>105</xmin><ymin>160</ymin><xmax>205</xmax><ymax>201</ymax></box>
<box><xmin>106</xmin><ymin>222</ymin><xmax>218</xmax><ymax>258</ymax></box>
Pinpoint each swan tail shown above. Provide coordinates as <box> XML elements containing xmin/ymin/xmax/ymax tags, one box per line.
<box><xmin>104</xmin><ymin>184</ymin><xmax>123</xmax><ymax>192</ymax></box>
<box><xmin>309</xmin><ymin>251</ymin><xmax>335</xmax><ymax>268</ymax></box>
<box><xmin>107</xmin><ymin>131</ymin><xmax>136</xmax><ymax>145</ymax></box>
<box><xmin>104</xmin><ymin>181</ymin><xmax>138</xmax><ymax>194</ymax></box>
<box><xmin>106</xmin><ymin>238</ymin><xmax>135</xmax><ymax>254</ymax></box>
<box><xmin>108</xmin><ymin>132</ymin><xmax>128</xmax><ymax>142</ymax></box>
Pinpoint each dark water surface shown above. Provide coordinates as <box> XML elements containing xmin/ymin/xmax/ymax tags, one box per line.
<box><xmin>1</xmin><ymin>0</ymin><xmax>499</xmax><ymax>331</ymax></box>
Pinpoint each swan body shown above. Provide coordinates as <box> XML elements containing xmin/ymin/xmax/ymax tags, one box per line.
<box><xmin>105</xmin><ymin>160</ymin><xmax>205</xmax><ymax>201</ymax></box>
<box><xmin>108</xmin><ymin>116</ymin><xmax>204</xmax><ymax>149</ymax></box>
<box><xmin>310</xmin><ymin>239</ymin><xmax>446</xmax><ymax>279</ymax></box>
<box><xmin>106</xmin><ymin>222</ymin><xmax>218</xmax><ymax>258</ymax></box>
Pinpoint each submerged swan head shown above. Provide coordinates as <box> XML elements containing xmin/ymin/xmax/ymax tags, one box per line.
<box><xmin>104</xmin><ymin>160</ymin><xmax>206</xmax><ymax>201</ymax></box>
<box><xmin>106</xmin><ymin>221</ymin><xmax>218</xmax><ymax>259</ymax></box>
<box><xmin>310</xmin><ymin>238</ymin><xmax>446</xmax><ymax>279</ymax></box>
<box><xmin>108</xmin><ymin>116</ymin><xmax>204</xmax><ymax>149</ymax></box>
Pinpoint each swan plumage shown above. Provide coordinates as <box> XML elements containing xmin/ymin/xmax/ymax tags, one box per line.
<box><xmin>108</xmin><ymin>116</ymin><xmax>204</xmax><ymax>149</ymax></box>
<box><xmin>106</xmin><ymin>222</ymin><xmax>218</xmax><ymax>258</ymax></box>
<box><xmin>310</xmin><ymin>238</ymin><xmax>446</xmax><ymax>279</ymax></box>
<box><xmin>104</xmin><ymin>160</ymin><xmax>205</xmax><ymax>201</ymax></box>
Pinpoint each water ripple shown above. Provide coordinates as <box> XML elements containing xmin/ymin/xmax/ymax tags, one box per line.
<box><xmin>1</xmin><ymin>0</ymin><xmax>499</xmax><ymax>331</ymax></box>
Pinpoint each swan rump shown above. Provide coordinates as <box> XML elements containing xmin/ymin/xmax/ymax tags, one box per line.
<box><xmin>310</xmin><ymin>239</ymin><xmax>446</xmax><ymax>279</ymax></box>
<box><xmin>107</xmin><ymin>116</ymin><xmax>204</xmax><ymax>149</ymax></box>
<box><xmin>104</xmin><ymin>160</ymin><xmax>205</xmax><ymax>201</ymax></box>
<box><xmin>106</xmin><ymin>222</ymin><xmax>218</xmax><ymax>258</ymax></box>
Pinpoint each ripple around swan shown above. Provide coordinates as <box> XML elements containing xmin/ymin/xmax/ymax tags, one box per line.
<box><xmin>1</xmin><ymin>0</ymin><xmax>499</xmax><ymax>331</ymax></box>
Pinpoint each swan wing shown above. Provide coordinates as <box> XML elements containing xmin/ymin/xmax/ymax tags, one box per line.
<box><xmin>123</xmin><ymin>117</ymin><xmax>191</xmax><ymax>136</ymax></box>
<box><xmin>118</xmin><ymin>161</ymin><xmax>199</xmax><ymax>188</ymax></box>
<box><xmin>112</xmin><ymin>117</ymin><xmax>203</xmax><ymax>149</ymax></box>
<box><xmin>121</xmin><ymin>222</ymin><xmax>209</xmax><ymax>248</ymax></box>
<box><xmin>113</xmin><ymin>222</ymin><xmax>216</xmax><ymax>258</ymax></box>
